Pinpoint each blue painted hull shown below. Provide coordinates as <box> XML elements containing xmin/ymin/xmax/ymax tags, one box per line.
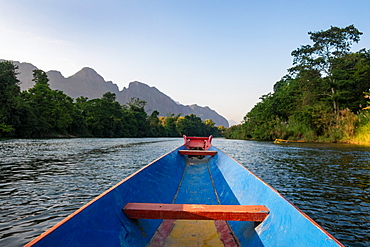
<box><xmin>26</xmin><ymin>146</ymin><xmax>343</xmax><ymax>246</ymax></box>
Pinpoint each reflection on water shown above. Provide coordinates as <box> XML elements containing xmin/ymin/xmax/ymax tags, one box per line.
<box><xmin>0</xmin><ymin>138</ymin><xmax>369</xmax><ymax>246</ymax></box>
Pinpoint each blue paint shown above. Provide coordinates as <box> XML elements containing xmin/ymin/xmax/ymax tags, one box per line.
<box><xmin>30</xmin><ymin>147</ymin><xmax>186</xmax><ymax>247</ymax></box>
<box><xmin>174</xmin><ymin>157</ymin><xmax>219</xmax><ymax>205</ymax></box>
<box><xmin>207</xmin><ymin>147</ymin><xmax>264</xmax><ymax>246</ymax></box>
<box><xmin>211</xmin><ymin>146</ymin><xmax>342</xmax><ymax>247</ymax></box>
<box><xmin>28</xmin><ymin>145</ymin><xmax>342</xmax><ymax>247</ymax></box>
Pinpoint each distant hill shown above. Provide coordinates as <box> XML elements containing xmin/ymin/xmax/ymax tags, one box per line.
<box><xmin>5</xmin><ymin>60</ymin><xmax>229</xmax><ymax>127</ymax></box>
<box><xmin>228</xmin><ymin>119</ymin><xmax>239</xmax><ymax>126</ymax></box>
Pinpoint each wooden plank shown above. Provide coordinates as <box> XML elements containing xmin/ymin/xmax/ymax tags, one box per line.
<box><xmin>178</xmin><ymin>150</ymin><xmax>218</xmax><ymax>156</ymax></box>
<box><xmin>123</xmin><ymin>203</ymin><xmax>269</xmax><ymax>222</ymax></box>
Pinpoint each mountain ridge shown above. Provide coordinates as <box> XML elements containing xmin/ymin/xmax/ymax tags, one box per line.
<box><xmin>4</xmin><ymin>60</ymin><xmax>229</xmax><ymax>127</ymax></box>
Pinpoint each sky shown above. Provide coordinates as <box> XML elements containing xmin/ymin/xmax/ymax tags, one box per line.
<box><xmin>1</xmin><ymin>1</ymin><xmax>369</xmax><ymax>125</ymax></box>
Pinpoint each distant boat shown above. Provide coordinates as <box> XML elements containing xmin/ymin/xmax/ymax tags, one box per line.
<box><xmin>26</xmin><ymin>136</ymin><xmax>343</xmax><ymax>246</ymax></box>
<box><xmin>274</xmin><ymin>138</ymin><xmax>306</xmax><ymax>144</ymax></box>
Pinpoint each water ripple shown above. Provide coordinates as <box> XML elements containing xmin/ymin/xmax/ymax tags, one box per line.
<box><xmin>0</xmin><ymin>138</ymin><xmax>182</xmax><ymax>246</ymax></box>
<box><xmin>214</xmin><ymin>139</ymin><xmax>370</xmax><ymax>247</ymax></box>
<box><xmin>1</xmin><ymin>138</ymin><xmax>369</xmax><ymax>246</ymax></box>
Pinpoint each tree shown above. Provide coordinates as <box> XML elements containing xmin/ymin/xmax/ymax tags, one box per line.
<box><xmin>204</xmin><ymin>119</ymin><xmax>221</xmax><ymax>136</ymax></box>
<box><xmin>290</xmin><ymin>25</ymin><xmax>363</xmax><ymax>113</ymax></box>
<box><xmin>71</xmin><ymin>96</ymin><xmax>89</xmax><ymax>136</ymax></box>
<box><xmin>102</xmin><ymin>91</ymin><xmax>117</xmax><ymax>102</ymax></box>
<box><xmin>82</xmin><ymin>93</ymin><xmax>126</xmax><ymax>137</ymax></box>
<box><xmin>22</xmin><ymin>70</ymin><xmax>75</xmax><ymax>136</ymax></box>
<box><xmin>271</xmin><ymin>77</ymin><xmax>300</xmax><ymax>121</ymax></box>
<box><xmin>50</xmin><ymin>90</ymin><xmax>75</xmax><ymax>132</ymax></box>
<box><xmin>242</xmin><ymin>94</ymin><xmax>278</xmax><ymax>140</ymax></box>
<box><xmin>127</xmin><ymin>97</ymin><xmax>146</xmax><ymax>111</ymax></box>
<box><xmin>226</xmin><ymin>25</ymin><xmax>369</xmax><ymax>142</ymax></box>
<box><xmin>163</xmin><ymin>113</ymin><xmax>180</xmax><ymax>137</ymax></box>
<box><xmin>127</xmin><ymin>98</ymin><xmax>148</xmax><ymax>137</ymax></box>
<box><xmin>22</xmin><ymin>70</ymin><xmax>54</xmax><ymax>134</ymax></box>
<box><xmin>177</xmin><ymin>114</ymin><xmax>205</xmax><ymax>136</ymax></box>
<box><xmin>0</xmin><ymin>61</ymin><xmax>21</xmax><ymax>135</ymax></box>
<box><xmin>147</xmin><ymin>110</ymin><xmax>166</xmax><ymax>137</ymax></box>
<box><xmin>330</xmin><ymin>50</ymin><xmax>370</xmax><ymax>112</ymax></box>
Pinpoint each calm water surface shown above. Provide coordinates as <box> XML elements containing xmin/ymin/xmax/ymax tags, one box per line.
<box><xmin>0</xmin><ymin>138</ymin><xmax>369</xmax><ymax>246</ymax></box>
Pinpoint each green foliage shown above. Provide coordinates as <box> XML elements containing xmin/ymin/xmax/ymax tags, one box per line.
<box><xmin>21</xmin><ymin>70</ymin><xmax>75</xmax><ymax>136</ymax></box>
<box><xmin>349</xmin><ymin>110</ymin><xmax>370</xmax><ymax>144</ymax></box>
<box><xmin>147</xmin><ymin>110</ymin><xmax>166</xmax><ymax>137</ymax></box>
<box><xmin>0</xmin><ymin>62</ymin><xmax>222</xmax><ymax>138</ymax></box>
<box><xmin>290</xmin><ymin>25</ymin><xmax>364</xmax><ymax>114</ymax></box>
<box><xmin>161</xmin><ymin>114</ymin><xmax>180</xmax><ymax>137</ymax></box>
<box><xmin>126</xmin><ymin>98</ymin><xmax>149</xmax><ymax>137</ymax></box>
<box><xmin>0</xmin><ymin>123</ymin><xmax>14</xmax><ymax>133</ymax></box>
<box><xmin>225</xmin><ymin>25</ymin><xmax>370</xmax><ymax>144</ymax></box>
<box><xmin>330</xmin><ymin>51</ymin><xmax>370</xmax><ymax>112</ymax></box>
<box><xmin>224</xmin><ymin>124</ymin><xmax>246</xmax><ymax>139</ymax></box>
<box><xmin>176</xmin><ymin>114</ymin><xmax>222</xmax><ymax>137</ymax></box>
<box><xmin>290</xmin><ymin>25</ymin><xmax>363</xmax><ymax>76</ymax></box>
<box><xmin>177</xmin><ymin>114</ymin><xmax>204</xmax><ymax>136</ymax></box>
<box><xmin>0</xmin><ymin>61</ymin><xmax>22</xmax><ymax>136</ymax></box>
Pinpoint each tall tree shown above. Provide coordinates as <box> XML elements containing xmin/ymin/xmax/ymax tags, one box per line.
<box><xmin>290</xmin><ymin>25</ymin><xmax>363</xmax><ymax>113</ymax></box>
<box><xmin>22</xmin><ymin>70</ymin><xmax>75</xmax><ymax>136</ymax></box>
<box><xmin>127</xmin><ymin>98</ymin><xmax>148</xmax><ymax>137</ymax></box>
<box><xmin>0</xmin><ymin>61</ymin><xmax>21</xmax><ymax>135</ymax></box>
<box><xmin>163</xmin><ymin>113</ymin><xmax>180</xmax><ymax>137</ymax></box>
<box><xmin>330</xmin><ymin>50</ymin><xmax>370</xmax><ymax>112</ymax></box>
<box><xmin>81</xmin><ymin>93</ymin><xmax>127</xmax><ymax>137</ymax></box>
<box><xmin>226</xmin><ymin>25</ymin><xmax>369</xmax><ymax>141</ymax></box>
<box><xmin>23</xmin><ymin>70</ymin><xmax>54</xmax><ymax>134</ymax></box>
<box><xmin>147</xmin><ymin>110</ymin><xmax>166</xmax><ymax>137</ymax></box>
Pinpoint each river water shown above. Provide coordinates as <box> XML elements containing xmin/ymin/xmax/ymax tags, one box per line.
<box><xmin>0</xmin><ymin>138</ymin><xmax>369</xmax><ymax>246</ymax></box>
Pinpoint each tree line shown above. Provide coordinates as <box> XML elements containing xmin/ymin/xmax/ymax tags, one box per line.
<box><xmin>225</xmin><ymin>25</ymin><xmax>370</xmax><ymax>144</ymax></box>
<box><xmin>0</xmin><ymin>62</ymin><xmax>224</xmax><ymax>138</ymax></box>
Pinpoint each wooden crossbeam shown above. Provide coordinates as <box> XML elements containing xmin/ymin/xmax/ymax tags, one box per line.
<box><xmin>123</xmin><ymin>203</ymin><xmax>269</xmax><ymax>222</ymax></box>
<box><xmin>178</xmin><ymin>150</ymin><xmax>218</xmax><ymax>156</ymax></box>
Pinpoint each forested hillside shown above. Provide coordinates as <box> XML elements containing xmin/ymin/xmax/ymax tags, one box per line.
<box><xmin>225</xmin><ymin>25</ymin><xmax>370</xmax><ymax>144</ymax></box>
<box><xmin>5</xmin><ymin>60</ymin><xmax>229</xmax><ymax>127</ymax></box>
<box><xmin>0</xmin><ymin>62</ymin><xmax>224</xmax><ymax>138</ymax></box>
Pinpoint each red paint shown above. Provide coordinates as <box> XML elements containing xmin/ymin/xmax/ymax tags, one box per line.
<box><xmin>178</xmin><ymin>150</ymin><xmax>218</xmax><ymax>156</ymax></box>
<box><xmin>214</xmin><ymin>221</ymin><xmax>239</xmax><ymax>247</ymax></box>
<box><xmin>183</xmin><ymin>135</ymin><xmax>213</xmax><ymax>150</ymax></box>
<box><xmin>150</xmin><ymin>220</ymin><xmax>239</xmax><ymax>246</ymax></box>
<box><xmin>149</xmin><ymin>220</ymin><xmax>175</xmax><ymax>247</ymax></box>
<box><xmin>123</xmin><ymin>203</ymin><xmax>269</xmax><ymax>222</ymax></box>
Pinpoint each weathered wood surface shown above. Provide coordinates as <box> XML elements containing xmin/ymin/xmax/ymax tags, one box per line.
<box><xmin>178</xmin><ymin>150</ymin><xmax>218</xmax><ymax>156</ymax></box>
<box><xmin>123</xmin><ymin>203</ymin><xmax>269</xmax><ymax>222</ymax></box>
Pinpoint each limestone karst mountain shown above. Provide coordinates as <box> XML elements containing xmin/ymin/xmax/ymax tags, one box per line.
<box><xmin>118</xmin><ymin>81</ymin><xmax>229</xmax><ymax>127</ymax></box>
<box><xmin>5</xmin><ymin>60</ymin><xmax>229</xmax><ymax>127</ymax></box>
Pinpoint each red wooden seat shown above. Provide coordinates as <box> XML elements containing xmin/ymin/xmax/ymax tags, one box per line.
<box><xmin>178</xmin><ymin>150</ymin><xmax>218</xmax><ymax>156</ymax></box>
<box><xmin>123</xmin><ymin>203</ymin><xmax>269</xmax><ymax>222</ymax></box>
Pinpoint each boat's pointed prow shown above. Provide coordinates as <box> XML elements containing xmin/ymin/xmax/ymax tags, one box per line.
<box><xmin>183</xmin><ymin>135</ymin><xmax>213</xmax><ymax>150</ymax></box>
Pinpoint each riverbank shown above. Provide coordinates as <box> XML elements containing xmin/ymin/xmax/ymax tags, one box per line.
<box><xmin>345</xmin><ymin>123</ymin><xmax>370</xmax><ymax>146</ymax></box>
<box><xmin>274</xmin><ymin>139</ymin><xmax>370</xmax><ymax>147</ymax></box>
